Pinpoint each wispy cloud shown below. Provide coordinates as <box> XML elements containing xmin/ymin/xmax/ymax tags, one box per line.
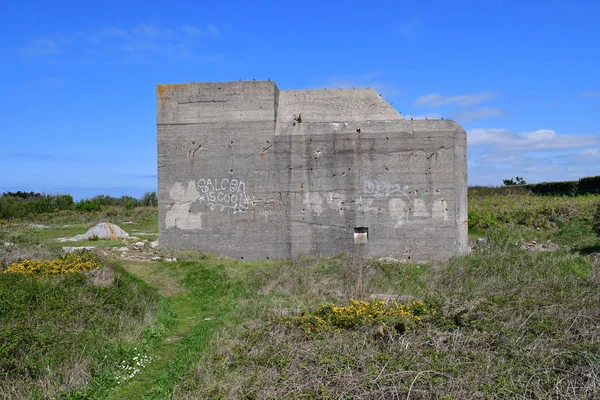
<box><xmin>180</xmin><ymin>24</ymin><xmax>218</xmax><ymax>37</ymax></box>
<box><xmin>361</xmin><ymin>70</ymin><xmax>382</xmax><ymax>80</ymax></box>
<box><xmin>580</xmin><ymin>91</ymin><xmax>600</xmax><ymax>97</ymax></box>
<box><xmin>414</xmin><ymin>91</ymin><xmax>497</xmax><ymax>107</ymax></box>
<box><xmin>17</xmin><ymin>23</ymin><xmax>222</xmax><ymax>63</ymax></box>
<box><xmin>397</xmin><ymin>17</ymin><xmax>421</xmax><ymax>38</ymax></box>
<box><xmin>21</xmin><ymin>38</ymin><xmax>63</xmax><ymax>55</ymax></box>
<box><xmin>403</xmin><ymin>112</ymin><xmax>443</xmax><ymax>120</ymax></box>
<box><xmin>454</xmin><ymin>107</ymin><xmax>507</xmax><ymax>122</ymax></box>
<box><xmin>315</xmin><ymin>72</ymin><xmax>402</xmax><ymax>98</ymax></box>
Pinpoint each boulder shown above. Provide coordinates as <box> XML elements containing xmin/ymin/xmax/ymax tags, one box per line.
<box><xmin>58</xmin><ymin>222</ymin><xmax>130</xmax><ymax>242</ymax></box>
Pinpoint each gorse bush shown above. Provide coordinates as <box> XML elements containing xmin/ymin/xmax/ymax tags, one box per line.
<box><xmin>283</xmin><ymin>299</ymin><xmax>435</xmax><ymax>334</ymax></box>
<box><xmin>3</xmin><ymin>251</ymin><xmax>101</xmax><ymax>276</ymax></box>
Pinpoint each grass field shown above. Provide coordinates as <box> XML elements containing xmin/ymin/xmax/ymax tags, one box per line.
<box><xmin>1</xmin><ymin>191</ymin><xmax>599</xmax><ymax>399</ymax></box>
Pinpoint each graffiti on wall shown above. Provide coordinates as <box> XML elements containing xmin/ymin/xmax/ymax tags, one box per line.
<box><xmin>165</xmin><ymin>178</ymin><xmax>254</xmax><ymax>230</ymax></box>
<box><xmin>197</xmin><ymin>178</ymin><xmax>252</xmax><ymax>212</ymax></box>
<box><xmin>361</xmin><ymin>179</ymin><xmax>447</xmax><ymax>227</ymax></box>
<box><xmin>363</xmin><ymin>179</ymin><xmax>441</xmax><ymax>199</ymax></box>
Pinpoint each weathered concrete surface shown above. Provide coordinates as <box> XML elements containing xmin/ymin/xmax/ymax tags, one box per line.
<box><xmin>157</xmin><ymin>81</ymin><xmax>467</xmax><ymax>262</ymax></box>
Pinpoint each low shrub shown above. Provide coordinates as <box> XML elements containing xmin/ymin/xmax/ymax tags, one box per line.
<box><xmin>3</xmin><ymin>251</ymin><xmax>101</xmax><ymax>276</ymax></box>
<box><xmin>283</xmin><ymin>299</ymin><xmax>435</xmax><ymax>334</ymax></box>
<box><xmin>73</xmin><ymin>198</ymin><xmax>102</xmax><ymax>212</ymax></box>
<box><xmin>593</xmin><ymin>202</ymin><xmax>600</xmax><ymax>237</ymax></box>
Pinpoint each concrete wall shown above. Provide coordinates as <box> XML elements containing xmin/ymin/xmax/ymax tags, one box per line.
<box><xmin>157</xmin><ymin>81</ymin><xmax>468</xmax><ymax>262</ymax></box>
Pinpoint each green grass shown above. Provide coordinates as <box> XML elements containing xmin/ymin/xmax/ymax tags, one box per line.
<box><xmin>0</xmin><ymin>262</ymin><xmax>166</xmax><ymax>399</ymax></box>
<box><xmin>170</xmin><ymin>229</ymin><xmax>600</xmax><ymax>399</ymax></box>
<box><xmin>1</xmin><ymin>191</ymin><xmax>600</xmax><ymax>398</ymax></box>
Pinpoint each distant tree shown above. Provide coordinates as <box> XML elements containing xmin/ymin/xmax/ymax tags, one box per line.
<box><xmin>141</xmin><ymin>192</ymin><xmax>158</xmax><ymax>207</ymax></box>
<box><xmin>503</xmin><ymin>176</ymin><xmax>527</xmax><ymax>186</ymax></box>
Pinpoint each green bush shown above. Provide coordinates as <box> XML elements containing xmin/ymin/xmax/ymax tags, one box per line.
<box><xmin>528</xmin><ymin>180</ymin><xmax>578</xmax><ymax>196</ymax></box>
<box><xmin>578</xmin><ymin>175</ymin><xmax>600</xmax><ymax>194</ymax></box>
<box><xmin>593</xmin><ymin>203</ymin><xmax>600</xmax><ymax>237</ymax></box>
<box><xmin>0</xmin><ymin>193</ymin><xmax>74</xmax><ymax>219</ymax></box>
<box><xmin>73</xmin><ymin>198</ymin><xmax>102</xmax><ymax>212</ymax></box>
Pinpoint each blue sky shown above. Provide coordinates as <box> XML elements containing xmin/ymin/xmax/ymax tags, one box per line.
<box><xmin>1</xmin><ymin>0</ymin><xmax>599</xmax><ymax>199</ymax></box>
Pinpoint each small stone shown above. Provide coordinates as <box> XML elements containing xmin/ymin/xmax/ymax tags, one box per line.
<box><xmin>29</xmin><ymin>224</ymin><xmax>49</xmax><ymax>229</ymax></box>
<box><xmin>63</xmin><ymin>246</ymin><xmax>96</xmax><ymax>253</ymax></box>
<box><xmin>476</xmin><ymin>238</ymin><xmax>487</xmax><ymax>246</ymax></box>
<box><xmin>163</xmin><ymin>336</ymin><xmax>184</xmax><ymax>343</ymax></box>
<box><xmin>150</xmin><ymin>240</ymin><xmax>159</xmax><ymax>249</ymax></box>
<box><xmin>165</xmin><ymin>257</ymin><xmax>177</xmax><ymax>262</ymax></box>
<box><xmin>377</xmin><ymin>257</ymin><xmax>401</xmax><ymax>263</ymax></box>
<box><xmin>151</xmin><ymin>256</ymin><xmax>162</xmax><ymax>261</ymax></box>
<box><xmin>133</xmin><ymin>242</ymin><xmax>145</xmax><ymax>250</ymax></box>
<box><xmin>113</xmin><ymin>247</ymin><xmax>129</xmax><ymax>252</ymax></box>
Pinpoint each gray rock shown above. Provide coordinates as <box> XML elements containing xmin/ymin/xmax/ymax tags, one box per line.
<box><xmin>29</xmin><ymin>224</ymin><xmax>50</xmax><ymax>229</ymax></box>
<box><xmin>133</xmin><ymin>242</ymin><xmax>145</xmax><ymax>250</ymax></box>
<box><xmin>112</xmin><ymin>247</ymin><xmax>129</xmax><ymax>252</ymax></box>
<box><xmin>165</xmin><ymin>257</ymin><xmax>177</xmax><ymax>262</ymax></box>
<box><xmin>150</xmin><ymin>240</ymin><xmax>159</xmax><ymax>249</ymax></box>
<box><xmin>370</xmin><ymin>293</ymin><xmax>415</xmax><ymax>304</ymax></box>
<box><xmin>63</xmin><ymin>246</ymin><xmax>96</xmax><ymax>253</ymax></box>
<box><xmin>151</xmin><ymin>256</ymin><xmax>162</xmax><ymax>261</ymax></box>
<box><xmin>59</xmin><ymin>222</ymin><xmax>130</xmax><ymax>242</ymax></box>
<box><xmin>377</xmin><ymin>257</ymin><xmax>402</xmax><ymax>263</ymax></box>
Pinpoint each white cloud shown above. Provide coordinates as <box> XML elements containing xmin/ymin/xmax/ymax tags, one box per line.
<box><xmin>454</xmin><ymin>107</ymin><xmax>506</xmax><ymax>122</ymax></box>
<box><xmin>467</xmin><ymin>127</ymin><xmax>600</xmax><ymax>185</ymax></box>
<box><xmin>414</xmin><ymin>91</ymin><xmax>496</xmax><ymax>107</ymax></box>
<box><xmin>469</xmin><ymin>128</ymin><xmax>600</xmax><ymax>151</ymax></box>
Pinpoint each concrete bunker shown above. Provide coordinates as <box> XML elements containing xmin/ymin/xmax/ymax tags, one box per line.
<box><xmin>157</xmin><ymin>81</ymin><xmax>467</xmax><ymax>262</ymax></box>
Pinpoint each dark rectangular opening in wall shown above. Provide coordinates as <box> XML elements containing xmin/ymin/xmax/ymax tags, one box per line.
<box><xmin>354</xmin><ymin>227</ymin><xmax>369</xmax><ymax>245</ymax></box>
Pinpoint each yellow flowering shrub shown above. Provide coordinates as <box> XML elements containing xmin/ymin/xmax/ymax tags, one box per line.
<box><xmin>3</xmin><ymin>251</ymin><xmax>101</xmax><ymax>277</ymax></box>
<box><xmin>283</xmin><ymin>299</ymin><xmax>435</xmax><ymax>334</ymax></box>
